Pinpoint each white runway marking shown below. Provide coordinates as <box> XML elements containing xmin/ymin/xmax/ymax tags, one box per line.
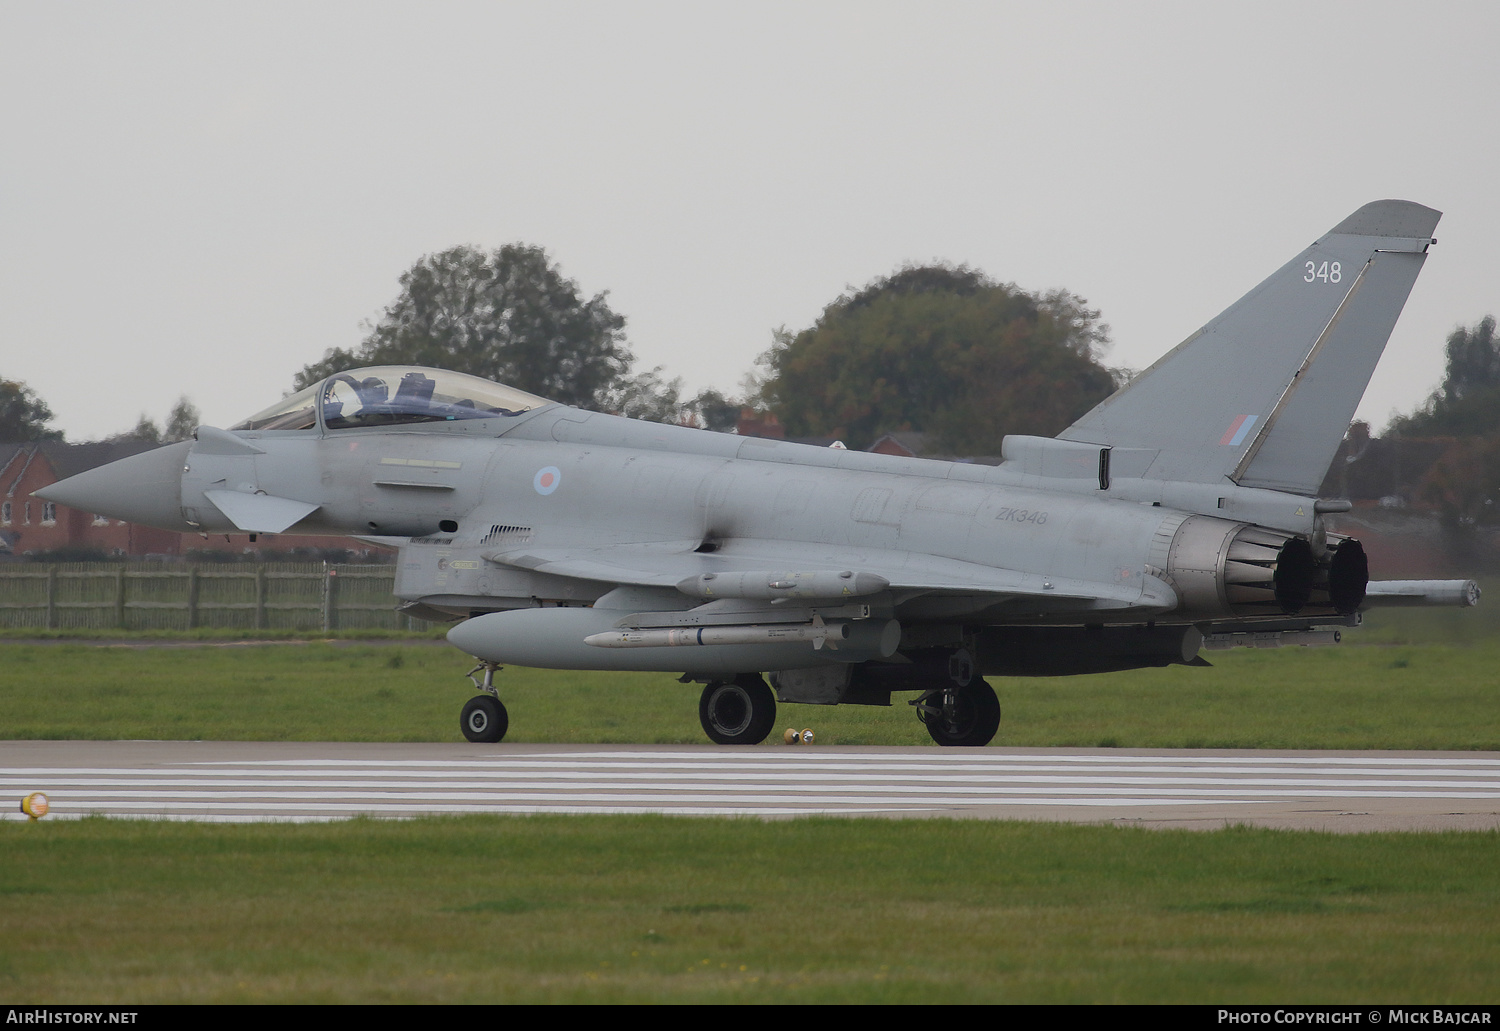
<box><xmin>5</xmin><ymin>744</ymin><xmax>1500</xmax><ymax>829</ymax></box>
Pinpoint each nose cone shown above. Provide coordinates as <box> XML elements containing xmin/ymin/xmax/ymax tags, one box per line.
<box><xmin>35</xmin><ymin>440</ymin><xmax>193</xmax><ymax>531</ymax></box>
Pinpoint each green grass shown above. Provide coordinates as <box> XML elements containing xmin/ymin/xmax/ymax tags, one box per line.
<box><xmin>0</xmin><ymin>626</ymin><xmax>446</xmax><ymax>641</ymax></box>
<box><xmin>1359</xmin><ymin>599</ymin><xmax>1500</xmax><ymax>645</ymax></box>
<box><xmin>3</xmin><ymin>816</ymin><xmax>1498</xmax><ymax>1003</ymax></box>
<box><xmin>1</xmin><ymin>635</ymin><xmax>1497</xmax><ymax>748</ymax></box>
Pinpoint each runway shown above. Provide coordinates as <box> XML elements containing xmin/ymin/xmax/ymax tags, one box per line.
<box><xmin>5</xmin><ymin>741</ymin><xmax>1500</xmax><ymax>831</ymax></box>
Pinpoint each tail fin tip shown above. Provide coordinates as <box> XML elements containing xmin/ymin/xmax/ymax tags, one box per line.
<box><xmin>1329</xmin><ymin>199</ymin><xmax>1441</xmax><ymax>241</ymax></box>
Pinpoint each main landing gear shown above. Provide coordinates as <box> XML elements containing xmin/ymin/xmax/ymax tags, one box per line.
<box><xmin>460</xmin><ymin>660</ymin><xmax>508</xmax><ymax>743</ymax></box>
<box><xmin>911</xmin><ymin>679</ymin><xmax>1001</xmax><ymax>746</ymax></box>
<box><xmin>909</xmin><ymin>650</ymin><xmax>1001</xmax><ymax>747</ymax></box>
<box><xmin>698</xmin><ymin>674</ymin><xmax>776</xmax><ymax>745</ymax></box>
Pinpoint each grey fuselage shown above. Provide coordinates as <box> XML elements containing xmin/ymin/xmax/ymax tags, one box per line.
<box><xmin>175</xmin><ymin>403</ymin><xmax>1337</xmax><ymax>653</ymax></box>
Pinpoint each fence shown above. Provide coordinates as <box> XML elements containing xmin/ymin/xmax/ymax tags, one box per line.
<box><xmin>0</xmin><ymin>563</ymin><xmax>430</xmax><ymax>632</ymax></box>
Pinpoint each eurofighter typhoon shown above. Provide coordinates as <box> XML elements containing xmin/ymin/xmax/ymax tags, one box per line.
<box><xmin>41</xmin><ymin>201</ymin><xmax>1480</xmax><ymax>746</ymax></box>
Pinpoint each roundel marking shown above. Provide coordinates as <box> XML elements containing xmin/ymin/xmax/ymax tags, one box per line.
<box><xmin>533</xmin><ymin>466</ymin><xmax>562</xmax><ymax>495</ymax></box>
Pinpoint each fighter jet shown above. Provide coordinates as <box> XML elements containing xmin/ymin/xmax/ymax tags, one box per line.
<box><xmin>40</xmin><ymin>200</ymin><xmax>1480</xmax><ymax>746</ymax></box>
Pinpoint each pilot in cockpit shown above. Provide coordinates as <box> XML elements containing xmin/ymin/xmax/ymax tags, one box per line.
<box><xmin>359</xmin><ymin>377</ymin><xmax>390</xmax><ymax>406</ymax></box>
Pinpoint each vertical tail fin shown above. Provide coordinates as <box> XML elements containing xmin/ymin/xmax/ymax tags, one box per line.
<box><xmin>1060</xmin><ymin>200</ymin><xmax>1441</xmax><ymax>495</ymax></box>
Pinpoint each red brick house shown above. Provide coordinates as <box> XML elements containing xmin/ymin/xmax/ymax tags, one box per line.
<box><xmin>1</xmin><ymin>441</ymin><xmax>182</xmax><ymax>557</ymax></box>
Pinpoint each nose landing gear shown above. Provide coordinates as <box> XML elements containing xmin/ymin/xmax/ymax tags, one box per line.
<box><xmin>460</xmin><ymin>660</ymin><xmax>508</xmax><ymax>743</ymax></box>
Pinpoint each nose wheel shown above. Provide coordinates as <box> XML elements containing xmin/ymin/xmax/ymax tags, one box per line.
<box><xmin>460</xmin><ymin>660</ymin><xmax>508</xmax><ymax>743</ymax></box>
<box><xmin>461</xmin><ymin>694</ymin><xmax>508</xmax><ymax>743</ymax></box>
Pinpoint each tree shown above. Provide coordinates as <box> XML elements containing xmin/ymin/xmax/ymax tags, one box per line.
<box><xmin>296</xmin><ymin>244</ymin><xmax>676</xmax><ymax>417</ymax></box>
<box><xmin>688</xmin><ymin>388</ymin><xmax>743</xmax><ymax>433</ymax></box>
<box><xmin>1417</xmin><ymin>434</ymin><xmax>1500</xmax><ymax>528</ymax></box>
<box><xmin>164</xmin><ymin>396</ymin><xmax>201</xmax><ymax>442</ymax></box>
<box><xmin>112</xmin><ymin>396</ymin><xmax>200</xmax><ymax>444</ymax></box>
<box><xmin>757</xmin><ymin>263</ymin><xmax>1118</xmax><ymax>454</ymax></box>
<box><xmin>0</xmin><ymin>379</ymin><xmax>63</xmax><ymax>442</ymax></box>
<box><xmin>604</xmin><ymin>366</ymin><xmax>684</xmax><ymax>424</ymax></box>
<box><xmin>1378</xmin><ymin>316</ymin><xmax>1500</xmax><ymax>528</ymax></box>
<box><xmin>1387</xmin><ymin>316</ymin><xmax>1500</xmax><ymax>438</ymax></box>
<box><xmin>124</xmin><ymin>415</ymin><xmax>162</xmax><ymax>444</ymax></box>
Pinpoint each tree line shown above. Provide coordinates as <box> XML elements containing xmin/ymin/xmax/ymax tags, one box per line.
<box><xmin>1381</xmin><ymin>316</ymin><xmax>1500</xmax><ymax>526</ymax></box>
<box><xmin>0</xmin><ymin>382</ymin><xmax>200</xmax><ymax>447</ymax></box>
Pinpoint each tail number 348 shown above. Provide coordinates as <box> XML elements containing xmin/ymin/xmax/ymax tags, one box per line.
<box><xmin>1305</xmin><ymin>260</ymin><xmax>1342</xmax><ymax>283</ymax></box>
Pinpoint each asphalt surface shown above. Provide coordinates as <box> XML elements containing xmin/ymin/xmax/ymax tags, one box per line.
<box><xmin>5</xmin><ymin>740</ymin><xmax>1500</xmax><ymax>831</ymax></box>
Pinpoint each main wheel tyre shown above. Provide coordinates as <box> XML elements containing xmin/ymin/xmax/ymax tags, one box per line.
<box><xmin>699</xmin><ymin>676</ymin><xmax>776</xmax><ymax>745</ymax></box>
<box><xmin>922</xmin><ymin>679</ymin><xmax>1000</xmax><ymax>747</ymax></box>
<box><xmin>460</xmin><ymin>695</ymin><xmax>508</xmax><ymax>743</ymax></box>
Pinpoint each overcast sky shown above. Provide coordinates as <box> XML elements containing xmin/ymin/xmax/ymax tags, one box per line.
<box><xmin>3</xmin><ymin>2</ymin><xmax>1496</xmax><ymax>441</ymax></box>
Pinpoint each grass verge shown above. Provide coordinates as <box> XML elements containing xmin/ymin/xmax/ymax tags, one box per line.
<box><xmin>1</xmin><ymin>637</ymin><xmax>1498</xmax><ymax>748</ymax></box>
<box><xmin>0</xmin><ymin>626</ymin><xmax>446</xmax><ymax>641</ymax></box>
<box><xmin>3</xmin><ymin>815</ymin><xmax>1498</xmax><ymax>1004</ymax></box>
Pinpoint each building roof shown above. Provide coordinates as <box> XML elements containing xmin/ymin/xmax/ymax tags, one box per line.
<box><xmin>8</xmin><ymin>439</ymin><xmax>166</xmax><ymax>483</ymax></box>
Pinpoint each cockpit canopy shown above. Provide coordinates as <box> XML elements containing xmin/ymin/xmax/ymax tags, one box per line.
<box><xmin>230</xmin><ymin>367</ymin><xmax>552</xmax><ymax>432</ymax></box>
